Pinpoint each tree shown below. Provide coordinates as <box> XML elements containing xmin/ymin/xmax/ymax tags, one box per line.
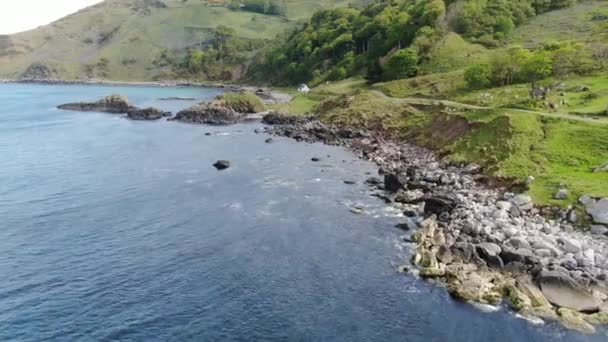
<box><xmin>384</xmin><ymin>48</ymin><xmax>419</xmax><ymax>80</ymax></box>
<box><xmin>465</xmin><ymin>63</ymin><xmax>492</xmax><ymax>89</ymax></box>
<box><xmin>521</xmin><ymin>51</ymin><xmax>553</xmax><ymax>85</ymax></box>
<box><xmin>490</xmin><ymin>45</ymin><xmax>531</xmax><ymax>85</ymax></box>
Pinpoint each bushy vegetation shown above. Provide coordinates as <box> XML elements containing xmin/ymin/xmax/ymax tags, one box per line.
<box><xmin>166</xmin><ymin>25</ymin><xmax>266</xmax><ymax>80</ymax></box>
<box><xmin>219</xmin><ymin>91</ymin><xmax>266</xmax><ymax>113</ymax></box>
<box><xmin>464</xmin><ymin>41</ymin><xmax>600</xmax><ymax>89</ymax></box>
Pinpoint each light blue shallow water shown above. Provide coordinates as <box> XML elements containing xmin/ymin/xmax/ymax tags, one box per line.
<box><xmin>0</xmin><ymin>83</ymin><xmax>604</xmax><ymax>341</ymax></box>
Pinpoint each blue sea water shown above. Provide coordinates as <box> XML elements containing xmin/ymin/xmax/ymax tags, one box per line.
<box><xmin>0</xmin><ymin>83</ymin><xmax>604</xmax><ymax>341</ymax></box>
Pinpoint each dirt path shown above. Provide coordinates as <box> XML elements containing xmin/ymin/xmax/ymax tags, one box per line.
<box><xmin>372</xmin><ymin>90</ymin><xmax>608</xmax><ymax>125</ymax></box>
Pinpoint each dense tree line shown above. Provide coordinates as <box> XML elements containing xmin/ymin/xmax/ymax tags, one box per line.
<box><xmin>250</xmin><ymin>0</ymin><xmax>581</xmax><ymax>85</ymax></box>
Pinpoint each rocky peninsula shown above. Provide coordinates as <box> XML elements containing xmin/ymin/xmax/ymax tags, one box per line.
<box><xmin>260</xmin><ymin>113</ymin><xmax>608</xmax><ymax>334</ymax></box>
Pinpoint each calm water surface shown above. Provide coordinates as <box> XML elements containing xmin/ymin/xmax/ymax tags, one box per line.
<box><xmin>0</xmin><ymin>84</ymin><xmax>604</xmax><ymax>341</ymax></box>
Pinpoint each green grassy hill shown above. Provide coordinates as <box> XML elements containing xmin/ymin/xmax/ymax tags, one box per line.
<box><xmin>0</xmin><ymin>0</ymin><xmax>358</xmax><ymax>81</ymax></box>
<box><xmin>270</xmin><ymin>0</ymin><xmax>608</xmax><ymax>208</ymax></box>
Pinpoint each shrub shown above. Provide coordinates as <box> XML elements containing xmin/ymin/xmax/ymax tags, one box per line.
<box><xmin>465</xmin><ymin>63</ymin><xmax>492</xmax><ymax>89</ymax></box>
<box><xmin>384</xmin><ymin>48</ymin><xmax>419</xmax><ymax>80</ymax></box>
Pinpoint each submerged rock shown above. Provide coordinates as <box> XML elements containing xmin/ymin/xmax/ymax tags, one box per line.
<box><xmin>58</xmin><ymin>94</ymin><xmax>131</xmax><ymax>113</ymax></box>
<box><xmin>127</xmin><ymin>107</ymin><xmax>171</xmax><ymax>120</ymax></box>
<box><xmin>213</xmin><ymin>160</ymin><xmax>231</xmax><ymax>170</ymax></box>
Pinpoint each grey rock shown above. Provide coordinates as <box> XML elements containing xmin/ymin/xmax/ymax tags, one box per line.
<box><xmin>476</xmin><ymin>242</ymin><xmax>504</xmax><ymax>269</ymax></box>
<box><xmin>579</xmin><ymin>195</ymin><xmax>594</xmax><ymax>206</ymax></box>
<box><xmin>586</xmin><ymin>198</ymin><xmax>608</xmax><ymax>225</ymax></box>
<box><xmin>555</xmin><ymin>188</ymin><xmax>569</xmax><ymax>200</ymax></box>
<box><xmin>557</xmin><ymin>237</ymin><xmax>582</xmax><ymax>254</ymax></box>
<box><xmin>437</xmin><ymin>245</ymin><xmax>453</xmax><ymax>264</ymax></box>
<box><xmin>423</xmin><ymin>192</ymin><xmax>459</xmax><ymax>216</ymax></box>
<box><xmin>501</xmin><ymin>247</ymin><xmax>538</xmax><ymax>265</ymax></box>
<box><xmin>511</xmin><ymin>194</ymin><xmax>532</xmax><ymax>207</ymax></box>
<box><xmin>384</xmin><ymin>173</ymin><xmax>408</xmax><ymax>193</ymax></box>
<box><xmin>538</xmin><ymin>269</ymin><xmax>601</xmax><ymax>312</ymax></box>
<box><xmin>567</xmin><ymin>210</ymin><xmax>578</xmax><ymax>224</ymax></box>
<box><xmin>590</xmin><ymin>225</ymin><xmax>608</xmax><ymax>235</ymax></box>
<box><xmin>505</xmin><ymin>237</ymin><xmax>532</xmax><ymax>250</ymax></box>
<box><xmin>535</xmin><ymin>249</ymin><xmax>553</xmax><ymax>258</ymax></box>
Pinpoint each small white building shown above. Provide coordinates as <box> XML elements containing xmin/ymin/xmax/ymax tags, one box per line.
<box><xmin>298</xmin><ymin>84</ymin><xmax>310</xmax><ymax>94</ymax></box>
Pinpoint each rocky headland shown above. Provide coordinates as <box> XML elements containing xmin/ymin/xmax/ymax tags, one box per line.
<box><xmin>261</xmin><ymin>112</ymin><xmax>608</xmax><ymax>334</ymax></box>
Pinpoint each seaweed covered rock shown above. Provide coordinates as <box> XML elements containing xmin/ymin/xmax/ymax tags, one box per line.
<box><xmin>217</xmin><ymin>91</ymin><xmax>266</xmax><ymax>113</ymax></box>
<box><xmin>262</xmin><ymin>111</ymin><xmax>312</xmax><ymax>125</ymax></box>
<box><xmin>171</xmin><ymin>102</ymin><xmax>244</xmax><ymax>125</ymax></box>
<box><xmin>58</xmin><ymin>94</ymin><xmax>131</xmax><ymax>113</ymax></box>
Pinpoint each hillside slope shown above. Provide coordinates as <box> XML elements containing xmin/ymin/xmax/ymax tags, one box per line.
<box><xmin>0</xmin><ymin>0</ymin><xmax>358</xmax><ymax>81</ymax></box>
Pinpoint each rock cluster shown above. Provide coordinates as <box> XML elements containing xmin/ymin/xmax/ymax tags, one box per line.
<box><xmin>58</xmin><ymin>94</ymin><xmax>170</xmax><ymax>121</ymax></box>
<box><xmin>264</xmin><ymin>114</ymin><xmax>608</xmax><ymax>333</ymax></box>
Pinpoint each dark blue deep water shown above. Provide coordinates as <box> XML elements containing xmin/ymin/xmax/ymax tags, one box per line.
<box><xmin>0</xmin><ymin>84</ymin><xmax>604</xmax><ymax>341</ymax></box>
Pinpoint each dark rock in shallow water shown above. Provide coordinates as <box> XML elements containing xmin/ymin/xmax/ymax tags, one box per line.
<box><xmin>159</xmin><ymin>96</ymin><xmax>195</xmax><ymax>101</ymax></box>
<box><xmin>58</xmin><ymin>94</ymin><xmax>131</xmax><ymax>113</ymax></box>
<box><xmin>213</xmin><ymin>160</ymin><xmax>231</xmax><ymax>170</ymax></box>
<box><xmin>384</xmin><ymin>173</ymin><xmax>408</xmax><ymax>193</ymax></box>
<box><xmin>365</xmin><ymin>177</ymin><xmax>382</xmax><ymax>186</ymax></box>
<box><xmin>538</xmin><ymin>269</ymin><xmax>601</xmax><ymax>312</ymax></box>
<box><xmin>127</xmin><ymin>107</ymin><xmax>171</xmax><ymax>120</ymax></box>
<box><xmin>171</xmin><ymin>102</ymin><xmax>244</xmax><ymax>125</ymax></box>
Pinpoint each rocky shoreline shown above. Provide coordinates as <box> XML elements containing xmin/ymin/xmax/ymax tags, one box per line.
<box><xmin>260</xmin><ymin>114</ymin><xmax>608</xmax><ymax>334</ymax></box>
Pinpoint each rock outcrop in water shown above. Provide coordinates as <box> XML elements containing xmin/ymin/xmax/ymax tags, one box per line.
<box><xmin>58</xmin><ymin>94</ymin><xmax>131</xmax><ymax>113</ymax></box>
<box><xmin>171</xmin><ymin>102</ymin><xmax>244</xmax><ymax>125</ymax></box>
<box><xmin>57</xmin><ymin>94</ymin><xmax>171</xmax><ymax>121</ymax></box>
<box><xmin>262</xmin><ymin>112</ymin><xmax>608</xmax><ymax>334</ymax></box>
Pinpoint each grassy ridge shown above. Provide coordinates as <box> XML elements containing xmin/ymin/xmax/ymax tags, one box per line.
<box><xmin>0</xmin><ymin>0</ymin><xmax>360</xmax><ymax>80</ymax></box>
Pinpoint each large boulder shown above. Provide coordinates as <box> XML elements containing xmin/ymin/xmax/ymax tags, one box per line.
<box><xmin>586</xmin><ymin>198</ymin><xmax>608</xmax><ymax>225</ymax></box>
<box><xmin>127</xmin><ymin>107</ymin><xmax>171</xmax><ymax>120</ymax></box>
<box><xmin>171</xmin><ymin>102</ymin><xmax>244</xmax><ymax>125</ymax></box>
<box><xmin>500</xmin><ymin>246</ymin><xmax>538</xmax><ymax>265</ymax></box>
<box><xmin>538</xmin><ymin>269</ymin><xmax>601</xmax><ymax>313</ymax></box>
<box><xmin>58</xmin><ymin>94</ymin><xmax>131</xmax><ymax>113</ymax></box>
<box><xmin>423</xmin><ymin>192</ymin><xmax>459</xmax><ymax>216</ymax></box>
<box><xmin>476</xmin><ymin>243</ymin><xmax>504</xmax><ymax>269</ymax></box>
<box><xmin>384</xmin><ymin>172</ymin><xmax>408</xmax><ymax>193</ymax></box>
